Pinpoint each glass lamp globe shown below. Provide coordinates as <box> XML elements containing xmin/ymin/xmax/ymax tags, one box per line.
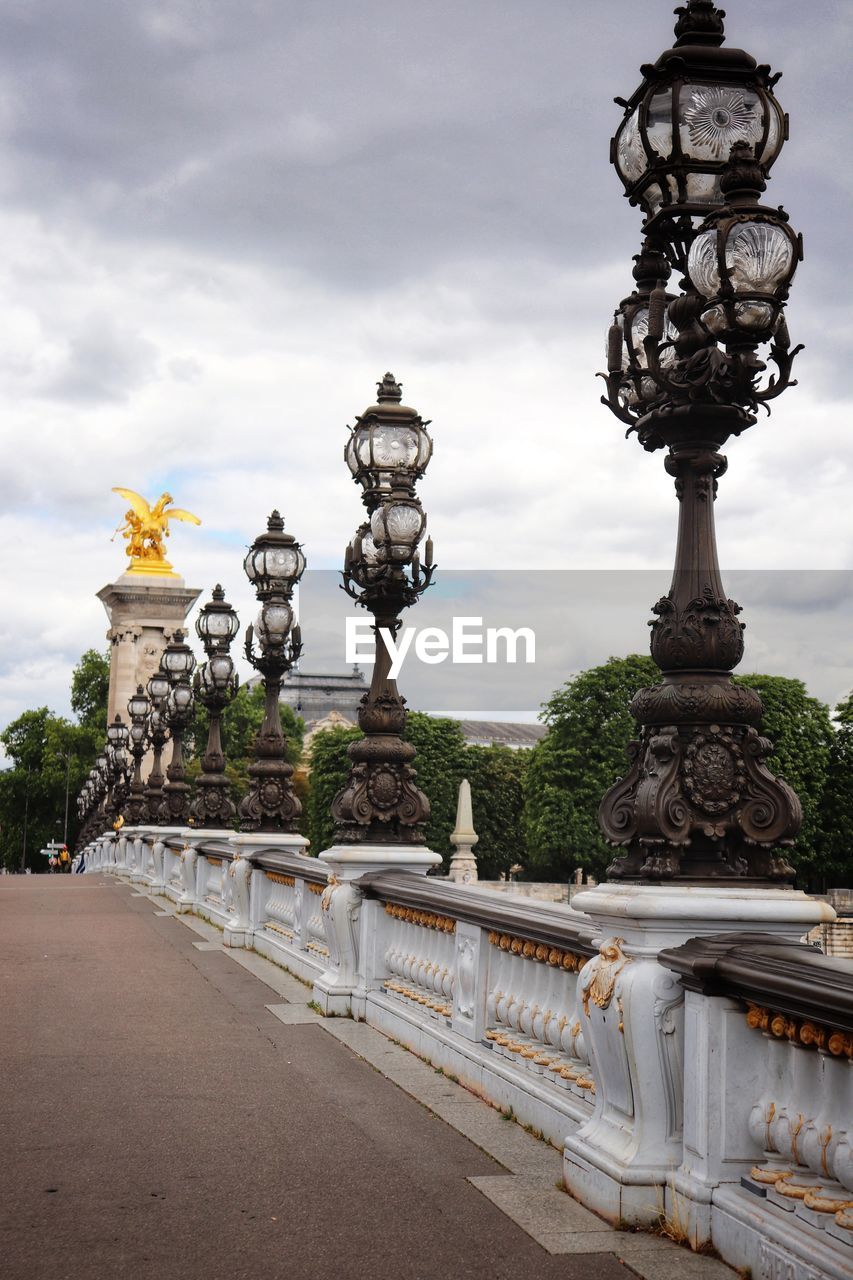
<box><xmin>686</xmin><ymin>143</ymin><xmax>801</xmax><ymax>342</ymax></box>
<box><xmin>256</xmin><ymin>602</ymin><xmax>294</xmax><ymax>646</ymax></box>
<box><xmin>605</xmin><ymin>242</ymin><xmax>679</xmax><ymax>414</ymax></box>
<box><xmin>612</xmin><ymin>2</ymin><xmax>786</xmax><ymax>229</ymax></box>
<box><xmin>107</xmin><ymin>716</ymin><xmax>127</xmax><ymax>747</ymax></box>
<box><xmin>148</xmin><ymin>670</ymin><xmax>171</xmax><ymax>705</ymax></box>
<box><xmin>243</xmin><ymin>511</ymin><xmax>306</xmax><ymax>597</ymax></box>
<box><xmin>127</xmin><ymin>686</ymin><xmax>149</xmax><ymax>722</ymax></box>
<box><xmin>689</xmin><ymin>221</ymin><xmax>798</xmax><ymax>338</ymax></box>
<box><xmin>161</xmin><ymin>632</ymin><xmax>196</xmax><ymax>680</ymax></box>
<box><xmin>196</xmin><ymin>585</ymin><xmax>240</xmax><ymax>651</ymax></box>
<box><xmin>345</xmin><ymin>373</ymin><xmax>433</xmax><ymax>494</ymax></box>
<box><xmin>130</xmin><ymin>722</ymin><xmax>147</xmax><ymax>748</ymax></box>
<box><xmin>168</xmin><ymin>684</ymin><xmax>194</xmax><ymax>717</ymax></box>
<box><xmin>370</xmin><ymin>499</ymin><xmax>426</xmax><ymax>564</ymax></box>
<box><xmin>201</xmin><ymin>654</ymin><xmax>236</xmax><ymax>693</ymax></box>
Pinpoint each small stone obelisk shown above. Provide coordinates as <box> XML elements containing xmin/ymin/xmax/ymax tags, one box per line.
<box><xmin>448</xmin><ymin>778</ymin><xmax>479</xmax><ymax>884</ymax></box>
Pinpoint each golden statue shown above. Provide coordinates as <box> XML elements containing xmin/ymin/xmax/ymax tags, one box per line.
<box><xmin>112</xmin><ymin>488</ymin><xmax>201</xmax><ymax>578</ymax></box>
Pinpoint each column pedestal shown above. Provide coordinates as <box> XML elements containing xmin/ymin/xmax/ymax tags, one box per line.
<box><xmin>223</xmin><ymin>831</ymin><xmax>309</xmax><ymax>947</ymax></box>
<box><xmin>314</xmin><ymin>843</ymin><xmax>441</xmax><ymax>1015</ymax></box>
<box><xmin>97</xmin><ymin>572</ymin><xmax>200</xmax><ymax>768</ymax></box>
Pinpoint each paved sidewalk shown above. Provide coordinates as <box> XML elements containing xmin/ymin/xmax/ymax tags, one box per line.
<box><xmin>0</xmin><ymin>878</ymin><xmax>733</xmax><ymax>1280</ymax></box>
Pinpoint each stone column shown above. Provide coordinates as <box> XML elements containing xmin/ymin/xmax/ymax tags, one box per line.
<box><xmin>97</xmin><ymin>573</ymin><xmax>201</xmax><ymax>741</ymax></box>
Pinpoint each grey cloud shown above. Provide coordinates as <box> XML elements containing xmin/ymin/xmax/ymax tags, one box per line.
<box><xmin>39</xmin><ymin>315</ymin><xmax>158</xmax><ymax>402</ymax></box>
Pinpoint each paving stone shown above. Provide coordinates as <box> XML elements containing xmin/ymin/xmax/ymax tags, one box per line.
<box><xmin>468</xmin><ymin>1174</ymin><xmax>609</xmax><ymax>1235</ymax></box>
<box><xmin>176</xmin><ymin>914</ymin><xmax>222</xmax><ymax>941</ymax></box>
<box><xmin>618</xmin><ymin>1247</ymin><xmax>738</xmax><ymax>1279</ymax></box>
<box><xmin>225</xmin><ymin>947</ymin><xmax>314</xmax><ymax>1001</ymax></box>
<box><xmin>191</xmin><ymin>941</ymin><xmax>225</xmax><ymax>951</ymax></box>
<box><xmin>265</xmin><ymin>1003</ymin><xmax>322</xmax><ymax>1025</ymax></box>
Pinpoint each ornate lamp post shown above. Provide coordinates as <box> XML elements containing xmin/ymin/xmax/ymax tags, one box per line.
<box><xmin>312</xmin><ymin>374</ymin><xmax>438</xmax><ymax>1015</ymax></box>
<box><xmin>144</xmin><ymin>666</ymin><xmax>171</xmax><ymax>823</ymax></box>
<box><xmin>238</xmin><ymin>512</ymin><xmax>305</xmax><ymax>832</ymax></box>
<box><xmin>598</xmin><ymin>1</ymin><xmax>804</xmax><ymax>883</ymax></box>
<box><xmin>105</xmin><ymin>718</ymin><xmax>130</xmax><ymax>821</ymax></box>
<box><xmin>157</xmin><ymin>630</ymin><xmax>196</xmax><ymax>827</ymax></box>
<box><xmin>562</xmin><ymin>6</ymin><xmax>834</xmax><ymax>1231</ymax></box>
<box><xmin>190</xmin><ymin>585</ymin><xmax>240</xmax><ymax>829</ymax></box>
<box><xmin>332</xmin><ymin>372</ymin><xmax>435</xmax><ymax>845</ymax></box>
<box><xmin>125</xmin><ymin>686</ymin><xmax>149</xmax><ymax>825</ymax></box>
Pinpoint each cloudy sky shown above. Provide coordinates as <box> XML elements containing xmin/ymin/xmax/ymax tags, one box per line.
<box><xmin>0</xmin><ymin>0</ymin><xmax>851</xmax><ymax>732</ymax></box>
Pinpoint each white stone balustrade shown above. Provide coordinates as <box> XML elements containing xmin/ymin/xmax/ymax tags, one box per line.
<box><xmin>484</xmin><ymin>930</ymin><xmax>592</xmax><ymax>1106</ymax></box>
<box><xmin>660</xmin><ymin>933</ymin><xmax>853</xmax><ymax>1278</ymax></box>
<box><xmin>381</xmin><ymin>901</ymin><xmax>456</xmax><ymax>1018</ymax></box>
<box><xmin>80</xmin><ymin>837</ymin><xmax>853</xmax><ymax>1278</ymax></box>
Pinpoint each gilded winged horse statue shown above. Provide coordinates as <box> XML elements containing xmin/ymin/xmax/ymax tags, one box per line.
<box><xmin>112</xmin><ymin>488</ymin><xmax>201</xmax><ymax>577</ymax></box>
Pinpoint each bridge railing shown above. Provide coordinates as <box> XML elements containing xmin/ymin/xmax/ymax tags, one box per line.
<box><xmin>82</xmin><ymin>828</ymin><xmax>853</xmax><ymax>1273</ymax></box>
<box><xmin>659</xmin><ymin>934</ymin><xmax>853</xmax><ymax>1264</ymax></box>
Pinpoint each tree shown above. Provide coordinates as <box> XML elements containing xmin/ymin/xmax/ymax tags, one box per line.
<box><xmin>305</xmin><ymin>725</ymin><xmax>361</xmax><ymax>856</ymax></box>
<box><xmin>735</xmin><ymin>675</ymin><xmax>834</xmax><ymax>890</ymax></box>
<box><xmin>817</xmin><ymin>691</ymin><xmax>853</xmax><ymax>891</ymax></box>
<box><xmin>521</xmin><ymin>657</ymin><xmax>836</xmax><ymax>888</ymax></box>
<box><xmin>523</xmin><ymin>654</ymin><xmax>660</xmax><ymax>882</ymax></box>
<box><xmin>405</xmin><ymin>713</ymin><xmax>467</xmax><ymax>866</ymax></box>
<box><xmin>0</xmin><ymin>651</ymin><xmax>111</xmax><ymax>869</ymax></box>
<box><xmin>188</xmin><ymin>682</ymin><xmax>305</xmax><ymax>806</ymax></box>
<box><xmin>70</xmin><ymin>649</ymin><xmax>110</xmax><ymax>730</ymax></box>
<box><xmin>465</xmin><ymin>744</ymin><xmax>529</xmax><ymax>880</ymax></box>
<box><xmin>0</xmin><ymin>707</ymin><xmax>99</xmax><ymax>870</ymax></box>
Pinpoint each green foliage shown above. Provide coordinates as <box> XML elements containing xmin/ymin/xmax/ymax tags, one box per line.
<box><xmin>303</xmin><ymin>712</ymin><xmax>530</xmax><ymax>873</ymax></box>
<box><xmin>70</xmin><ymin>649</ymin><xmax>110</xmax><ymax>730</ymax></box>
<box><xmin>0</xmin><ymin>703</ymin><xmax>102</xmax><ymax>871</ymax></box>
<box><xmin>405</xmin><ymin>713</ymin><xmax>467</xmax><ymax>865</ymax></box>
<box><xmin>305</xmin><ymin>725</ymin><xmax>361</xmax><ymax>855</ymax></box>
<box><xmin>735</xmin><ymin>675</ymin><xmax>834</xmax><ymax>890</ymax></box>
<box><xmin>523</xmin><ymin>654</ymin><xmax>659</xmax><ymax>882</ymax></box>
<box><xmin>464</xmin><ymin>744</ymin><xmax>528</xmax><ymax>880</ymax></box>
<box><xmin>818</xmin><ymin>691</ymin><xmax>853</xmax><ymax>891</ymax></box>
<box><xmin>188</xmin><ymin>682</ymin><xmax>305</xmax><ymax>804</ymax></box>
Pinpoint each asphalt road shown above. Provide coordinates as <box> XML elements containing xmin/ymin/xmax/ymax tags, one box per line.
<box><xmin>0</xmin><ymin>877</ymin><xmax>635</xmax><ymax>1280</ymax></box>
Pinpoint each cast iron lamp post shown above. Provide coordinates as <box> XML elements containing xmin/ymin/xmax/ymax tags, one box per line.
<box><xmin>238</xmin><ymin>512</ymin><xmax>305</xmax><ymax>832</ymax></box>
<box><xmin>157</xmin><ymin>630</ymin><xmax>196</xmax><ymax>826</ymax></box>
<box><xmin>125</xmin><ymin>686</ymin><xmax>149</xmax><ymax>825</ymax></box>
<box><xmin>332</xmin><ymin>373</ymin><xmax>435</xmax><ymax>845</ymax></box>
<box><xmin>598</xmin><ymin>0</ymin><xmax>803</xmax><ymax>882</ymax></box>
<box><xmin>105</xmin><ymin>718</ymin><xmax>130</xmax><ymax>822</ymax></box>
<box><xmin>144</xmin><ymin>666</ymin><xmax>171</xmax><ymax>823</ymax></box>
<box><xmin>190</xmin><ymin>585</ymin><xmax>240</xmax><ymax>828</ymax></box>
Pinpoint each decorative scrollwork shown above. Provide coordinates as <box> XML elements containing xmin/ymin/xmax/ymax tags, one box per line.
<box><xmin>631</xmin><ymin>677</ymin><xmax>763</xmax><ymax>727</ymax></box>
<box><xmin>582</xmin><ymin>938</ymin><xmax>632</xmax><ymax>1017</ymax></box>
<box><xmin>650</xmin><ymin>586</ymin><xmax>745</xmax><ymax>672</ymax></box>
